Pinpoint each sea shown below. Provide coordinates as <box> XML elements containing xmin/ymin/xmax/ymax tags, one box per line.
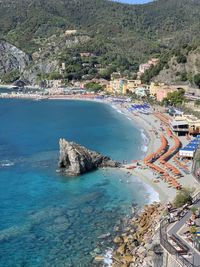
<box><xmin>0</xmin><ymin>97</ymin><xmax>159</xmax><ymax>267</ymax></box>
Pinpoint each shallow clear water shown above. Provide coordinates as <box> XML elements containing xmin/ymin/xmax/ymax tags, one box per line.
<box><xmin>0</xmin><ymin>99</ymin><xmax>158</xmax><ymax>267</ymax></box>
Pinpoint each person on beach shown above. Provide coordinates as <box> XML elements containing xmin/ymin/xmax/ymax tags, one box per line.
<box><xmin>167</xmin><ymin>202</ymin><xmax>172</xmax><ymax>212</ymax></box>
<box><xmin>167</xmin><ymin>214</ymin><xmax>171</xmax><ymax>224</ymax></box>
<box><xmin>170</xmin><ymin>213</ymin><xmax>175</xmax><ymax>223</ymax></box>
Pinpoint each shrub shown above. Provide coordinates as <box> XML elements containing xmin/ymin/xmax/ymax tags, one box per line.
<box><xmin>84</xmin><ymin>82</ymin><xmax>103</xmax><ymax>92</ymax></box>
<box><xmin>173</xmin><ymin>188</ymin><xmax>193</xmax><ymax>208</ymax></box>
<box><xmin>189</xmin><ymin>226</ymin><xmax>197</xmax><ymax>234</ymax></box>
<box><xmin>176</xmin><ymin>54</ymin><xmax>187</xmax><ymax>64</ymax></box>
<box><xmin>1</xmin><ymin>70</ymin><xmax>20</xmax><ymax>83</ymax></box>
<box><xmin>190</xmin><ymin>206</ymin><xmax>198</xmax><ymax>214</ymax></box>
<box><xmin>180</xmin><ymin>72</ymin><xmax>187</xmax><ymax>82</ymax></box>
<box><xmin>194</xmin><ymin>74</ymin><xmax>200</xmax><ymax>88</ymax></box>
<box><xmin>194</xmin><ymin>99</ymin><xmax>200</xmax><ymax>106</ymax></box>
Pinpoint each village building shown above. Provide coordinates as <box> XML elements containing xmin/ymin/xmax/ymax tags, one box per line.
<box><xmin>126</xmin><ymin>79</ymin><xmax>142</xmax><ymax>93</ymax></box>
<box><xmin>80</xmin><ymin>52</ymin><xmax>94</xmax><ymax>58</ymax></box>
<box><xmin>170</xmin><ymin>114</ymin><xmax>200</xmax><ymax>136</ymax></box>
<box><xmin>106</xmin><ymin>79</ymin><xmax>127</xmax><ymax>95</ymax></box>
<box><xmin>149</xmin><ymin>82</ymin><xmax>178</xmax><ymax>102</ymax></box>
<box><xmin>135</xmin><ymin>87</ymin><xmax>149</xmax><ymax>97</ymax></box>
<box><xmin>106</xmin><ymin>79</ymin><xmax>146</xmax><ymax>95</ymax></box>
<box><xmin>64</xmin><ymin>29</ymin><xmax>77</xmax><ymax>36</ymax></box>
<box><xmin>137</xmin><ymin>58</ymin><xmax>159</xmax><ymax>77</ymax></box>
<box><xmin>156</xmin><ymin>87</ymin><xmax>177</xmax><ymax>102</ymax></box>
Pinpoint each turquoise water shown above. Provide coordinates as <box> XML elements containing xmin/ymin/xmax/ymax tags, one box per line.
<box><xmin>0</xmin><ymin>99</ymin><xmax>157</xmax><ymax>267</ymax></box>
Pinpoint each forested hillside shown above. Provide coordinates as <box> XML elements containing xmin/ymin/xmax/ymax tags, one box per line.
<box><xmin>0</xmin><ymin>0</ymin><xmax>200</xmax><ymax>84</ymax></box>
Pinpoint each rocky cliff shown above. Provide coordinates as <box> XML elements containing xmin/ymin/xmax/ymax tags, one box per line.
<box><xmin>58</xmin><ymin>138</ymin><xmax>121</xmax><ymax>176</ymax></box>
<box><xmin>0</xmin><ymin>40</ymin><xmax>31</xmax><ymax>76</ymax></box>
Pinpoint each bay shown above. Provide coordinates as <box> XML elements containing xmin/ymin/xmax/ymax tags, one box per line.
<box><xmin>0</xmin><ymin>99</ymin><xmax>158</xmax><ymax>266</ymax></box>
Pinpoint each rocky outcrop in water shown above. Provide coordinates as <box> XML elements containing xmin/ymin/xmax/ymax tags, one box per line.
<box><xmin>58</xmin><ymin>138</ymin><xmax>121</xmax><ymax>176</ymax></box>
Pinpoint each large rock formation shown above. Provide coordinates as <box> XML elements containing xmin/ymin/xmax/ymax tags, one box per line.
<box><xmin>58</xmin><ymin>138</ymin><xmax>121</xmax><ymax>176</ymax></box>
<box><xmin>0</xmin><ymin>40</ymin><xmax>31</xmax><ymax>76</ymax></box>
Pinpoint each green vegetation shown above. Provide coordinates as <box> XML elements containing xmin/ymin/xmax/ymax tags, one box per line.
<box><xmin>180</xmin><ymin>72</ymin><xmax>187</xmax><ymax>82</ymax></box>
<box><xmin>190</xmin><ymin>206</ymin><xmax>198</xmax><ymax>214</ymax></box>
<box><xmin>194</xmin><ymin>99</ymin><xmax>200</xmax><ymax>106</ymax></box>
<box><xmin>141</xmin><ymin>43</ymin><xmax>200</xmax><ymax>84</ymax></box>
<box><xmin>173</xmin><ymin>188</ymin><xmax>193</xmax><ymax>208</ymax></box>
<box><xmin>189</xmin><ymin>226</ymin><xmax>197</xmax><ymax>234</ymax></box>
<box><xmin>84</xmin><ymin>82</ymin><xmax>103</xmax><ymax>92</ymax></box>
<box><xmin>194</xmin><ymin>74</ymin><xmax>200</xmax><ymax>88</ymax></box>
<box><xmin>0</xmin><ymin>0</ymin><xmax>200</xmax><ymax>74</ymax></box>
<box><xmin>48</xmin><ymin>71</ymin><xmax>62</xmax><ymax>80</ymax></box>
<box><xmin>176</xmin><ymin>54</ymin><xmax>187</xmax><ymax>64</ymax></box>
<box><xmin>141</xmin><ymin>52</ymin><xmax>173</xmax><ymax>83</ymax></box>
<box><xmin>162</xmin><ymin>88</ymin><xmax>185</xmax><ymax>106</ymax></box>
<box><xmin>1</xmin><ymin>70</ymin><xmax>20</xmax><ymax>84</ymax></box>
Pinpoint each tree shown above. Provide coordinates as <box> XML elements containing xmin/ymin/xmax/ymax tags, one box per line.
<box><xmin>1</xmin><ymin>70</ymin><xmax>20</xmax><ymax>84</ymax></box>
<box><xmin>194</xmin><ymin>99</ymin><xmax>200</xmax><ymax>106</ymax></box>
<box><xmin>162</xmin><ymin>88</ymin><xmax>185</xmax><ymax>106</ymax></box>
<box><xmin>194</xmin><ymin>74</ymin><xmax>200</xmax><ymax>88</ymax></box>
<box><xmin>180</xmin><ymin>72</ymin><xmax>187</xmax><ymax>82</ymax></box>
<box><xmin>99</xmin><ymin>67</ymin><xmax>114</xmax><ymax>80</ymax></box>
<box><xmin>84</xmin><ymin>82</ymin><xmax>103</xmax><ymax>92</ymax></box>
<box><xmin>173</xmin><ymin>188</ymin><xmax>193</xmax><ymax>208</ymax></box>
<box><xmin>48</xmin><ymin>71</ymin><xmax>62</xmax><ymax>80</ymax></box>
<box><xmin>176</xmin><ymin>54</ymin><xmax>187</xmax><ymax>64</ymax></box>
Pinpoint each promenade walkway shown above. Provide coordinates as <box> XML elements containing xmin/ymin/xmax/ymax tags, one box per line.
<box><xmin>160</xmin><ymin>194</ymin><xmax>200</xmax><ymax>267</ymax></box>
<box><xmin>168</xmin><ymin>199</ymin><xmax>200</xmax><ymax>266</ymax></box>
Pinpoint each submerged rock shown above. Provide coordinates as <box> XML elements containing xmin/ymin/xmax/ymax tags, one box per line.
<box><xmin>58</xmin><ymin>138</ymin><xmax>121</xmax><ymax>176</ymax></box>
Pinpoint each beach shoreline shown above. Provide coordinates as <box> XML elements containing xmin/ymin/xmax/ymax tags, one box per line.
<box><xmin>107</xmin><ymin>102</ymin><xmax>172</xmax><ymax>203</ymax></box>
<box><xmin>1</xmin><ymin>93</ymin><xmax>198</xmax><ymax>204</ymax></box>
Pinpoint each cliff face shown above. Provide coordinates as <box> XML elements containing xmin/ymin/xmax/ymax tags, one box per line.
<box><xmin>58</xmin><ymin>138</ymin><xmax>121</xmax><ymax>176</ymax></box>
<box><xmin>0</xmin><ymin>40</ymin><xmax>31</xmax><ymax>76</ymax></box>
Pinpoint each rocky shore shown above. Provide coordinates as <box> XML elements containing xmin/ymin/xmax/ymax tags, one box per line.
<box><xmin>58</xmin><ymin>138</ymin><xmax>121</xmax><ymax>176</ymax></box>
<box><xmin>110</xmin><ymin>202</ymin><xmax>165</xmax><ymax>267</ymax></box>
<box><xmin>91</xmin><ymin>203</ymin><xmax>165</xmax><ymax>267</ymax></box>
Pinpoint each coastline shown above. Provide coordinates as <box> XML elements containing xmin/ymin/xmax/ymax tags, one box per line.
<box><xmin>0</xmin><ymin>93</ymin><xmax>176</xmax><ymax>203</ymax></box>
<box><xmin>1</xmin><ymin>93</ymin><xmax>198</xmax><ymax>203</ymax></box>
<box><xmin>1</xmin><ymin>92</ymin><xmax>200</xmax><ymax>267</ymax></box>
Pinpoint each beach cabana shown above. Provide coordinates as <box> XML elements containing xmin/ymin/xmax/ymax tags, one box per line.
<box><xmin>179</xmin><ymin>147</ymin><xmax>195</xmax><ymax>158</ymax></box>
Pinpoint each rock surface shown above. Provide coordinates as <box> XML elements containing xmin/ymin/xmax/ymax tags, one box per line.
<box><xmin>0</xmin><ymin>40</ymin><xmax>31</xmax><ymax>76</ymax></box>
<box><xmin>58</xmin><ymin>138</ymin><xmax>121</xmax><ymax>176</ymax></box>
<box><xmin>112</xmin><ymin>203</ymin><xmax>165</xmax><ymax>267</ymax></box>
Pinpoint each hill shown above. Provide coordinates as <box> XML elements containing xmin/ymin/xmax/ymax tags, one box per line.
<box><xmin>0</xmin><ymin>0</ymin><xmax>200</xmax><ymax>84</ymax></box>
<box><xmin>141</xmin><ymin>44</ymin><xmax>200</xmax><ymax>88</ymax></box>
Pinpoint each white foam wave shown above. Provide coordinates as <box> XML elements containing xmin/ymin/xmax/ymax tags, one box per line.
<box><xmin>141</xmin><ymin>144</ymin><xmax>148</xmax><ymax>153</ymax></box>
<box><xmin>0</xmin><ymin>160</ymin><xmax>14</xmax><ymax>167</ymax></box>
<box><xmin>145</xmin><ymin>183</ymin><xmax>160</xmax><ymax>204</ymax></box>
<box><xmin>111</xmin><ymin>105</ymin><xmax>125</xmax><ymax>115</ymax></box>
<box><xmin>140</xmin><ymin>129</ymin><xmax>149</xmax><ymax>153</ymax></box>
<box><xmin>117</xmin><ymin>109</ymin><xmax>123</xmax><ymax>114</ymax></box>
<box><xmin>103</xmin><ymin>248</ymin><xmax>113</xmax><ymax>267</ymax></box>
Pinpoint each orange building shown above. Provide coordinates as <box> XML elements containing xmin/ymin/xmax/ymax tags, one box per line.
<box><xmin>156</xmin><ymin>87</ymin><xmax>176</xmax><ymax>102</ymax></box>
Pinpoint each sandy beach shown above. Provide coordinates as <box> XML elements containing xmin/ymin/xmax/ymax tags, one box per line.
<box><xmin>51</xmin><ymin>96</ymin><xmax>200</xmax><ymax>203</ymax></box>
<box><xmin>112</xmin><ymin>102</ymin><xmax>200</xmax><ymax>203</ymax></box>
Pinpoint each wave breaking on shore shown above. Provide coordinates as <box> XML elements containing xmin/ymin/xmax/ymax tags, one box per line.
<box><xmin>140</xmin><ymin>128</ymin><xmax>149</xmax><ymax>154</ymax></box>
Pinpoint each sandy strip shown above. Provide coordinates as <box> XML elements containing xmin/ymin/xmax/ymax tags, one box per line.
<box><xmin>110</xmin><ymin>102</ymin><xmax>199</xmax><ymax>203</ymax></box>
